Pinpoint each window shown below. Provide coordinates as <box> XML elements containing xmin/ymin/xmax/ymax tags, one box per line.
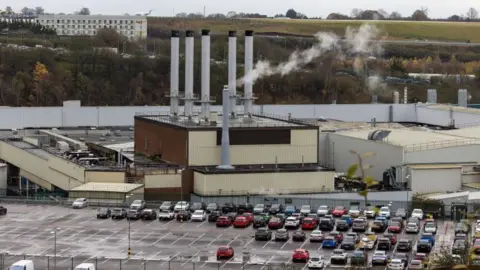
<box><xmin>130</xmin><ymin>20</ymin><xmax>133</xmax><ymax>24</ymax></box>
<box><xmin>57</xmin><ymin>20</ymin><xmax>60</xmax><ymax>23</ymax></box>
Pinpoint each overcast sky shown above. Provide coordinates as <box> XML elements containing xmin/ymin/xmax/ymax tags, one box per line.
<box><xmin>6</xmin><ymin>0</ymin><xmax>479</xmax><ymax>18</ymax></box>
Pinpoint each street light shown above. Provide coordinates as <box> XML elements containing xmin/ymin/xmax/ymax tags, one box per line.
<box><xmin>125</xmin><ymin>194</ymin><xmax>134</xmax><ymax>258</ymax></box>
<box><xmin>50</xmin><ymin>228</ymin><xmax>60</xmax><ymax>270</ymax></box>
<box><xmin>177</xmin><ymin>168</ymin><xmax>185</xmax><ymax>201</ymax></box>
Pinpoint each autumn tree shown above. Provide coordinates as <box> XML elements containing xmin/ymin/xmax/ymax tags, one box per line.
<box><xmin>32</xmin><ymin>61</ymin><xmax>49</xmax><ymax>105</ymax></box>
<box><xmin>346</xmin><ymin>151</ymin><xmax>377</xmax><ymax>208</ymax></box>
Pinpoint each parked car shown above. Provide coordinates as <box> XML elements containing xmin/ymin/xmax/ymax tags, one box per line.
<box><xmin>395</xmin><ymin>208</ymin><xmax>408</xmax><ymax>219</ymax></box>
<box><xmin>309</xmin><ymin>230</ymin><xmax>324</xmax><ymax>242</ymax></box>
<box><xmin>0</xmin><ymin>206</ymin><xmax>7</xmax><ymax>215</ymax></box>
<box><xmin>372</xmin><ymin>219</ymin><xmax>388</xmax><ymax>233</ymax></box>
<box><xmin>332</xmin><ymin>206</ymin><xmax>347</xmax><ymax>217</ymax></box>
<box><xmin>274</xmin><ymin>229</ymin><xmax>289</xmax><ymax>241</ymax></box>
<box><xmin>292</xmin><ymin>248</ymin><xmax>310</xmax><ymax>263</ymax></box>
<box><xmin>216</xmin><ymin>216</ymin><xmax>232</xmax><ymax>227</ymax></box>
<box><xmin>388</xmin><ymin>259</ymin><xmax>405</xmax><ymax>270</ymax></box>
<box><xmin>316</xmin><ymin>205</ymin><xmax>331</xmax><ymax>216</ymax></box>
<box><xmin>174</xmin><ymin>201</ymin><xmax>190</xmax><ymax>212</ymax></box>
<box><xmin>74</xmin><ymin>263</ymin><xmax>95</xmax><ymax>270</ymax></box>
<box><xmin>397</xmin><ymin>239</ymin><xmax>413</xmax><ymax>252</ymax></box>
<box><xmin>236</xmin><ymin>203</ymin><xmax>253</xmax><ymax>214</ymax></box>
<box><xmin>72</xmin><ymin>198</ymin><xmax>88</xmax><ymax>209</ymax></box>
<box><xmin>208</xmin><ymin>211</ymin><xmax>221</xmax><ymax>222</ymax></box>
<box><xmin>285</xmin><ymin>205</ymin><xmax>297</xmax><ymax>215</ymax></box>
<box><xmin>322</xmin><ymin>236</ymin><xmax>338</xmax><ymax>248</ymax></box>
<box><xmin>268</xmin><ymin>217</ymin><xmax>284</xmax><ymax>229</ymax></box>
<box><xmin>269</xmin><ymin>204</ymin><xmax>284</xmax><ymax>215</ymax></box>
<box><xmin>424</xmin><ymin>219</ymin><xmax>437</xmax><ymax>234</ymax></box>
<box><xmin>416</xmin><ymin>240</ymin><xmax>432</xmax><ymax>253</ymax></box>
<box><xmin>130</xmin><ymin>200</ymin><xmax>146</xmax><ymax>210</ymax></box>
<box><xmin>346</xmin><ymin>232</ymin><xmax>359</xmax><ymax>243</ymax></box>
<box><xmin>285</xmin><ymin>216</ymin><xmax>300</xmax><ymax>229</ymax></box>
<box><xmin>111</xmin><ymin>208</ymin><xmax>127</xmax><ymax>219</ymax></box>
<box><xmin>216</xmin><ymin>246</ymin><xmax>234</xmax><ymax>260</ymax></box>
<box><xmin>141</xmin><ymin>209</ymin><xmax>157</xmax><ymax>220</ymax></box>
<box><xmin>411</xmin><ymin>209</ymin><xmax>424</xmax><ymax>220</ymax></box>
<box><xmin>340</xmin><ymin>215</ymin><xmax>353</xmax><ymax>227</ymax></box>
<box><xmin>255</xmin><ymin>228</ymin><xmax>272</xmax><ymax>241</ymax></box>
<box><xmin>127</xmin><ymin>209</ymin><xmax>141</xmax><ymax>220</ymax></box>
<box><xmin>377</xmin><ymin>237</ymin><xmax>392</xmax><ymax>251</ymax></box>
<box><xmin>191</xmin><ymin>210</ymin><xmax>207</xmax><ymax>222</ymax></box>
<box><xmin>371</xmin><ymin>250</ymin><xmax>389</xmax><ymax>266</ymax></box>
<box><xmin>206</xmin><ymin>203</ymin><xmax>218</xmax><ymax>213</ymax></box>
<box><xmin>176</xmin><ymin>210</ymin><xmax>191</xmax><ymax>221</ymax></box>
<box><xmin>302</xmin><ymin>217</ymin><xmax>318</xmax><ymax>230</ymax></box>
<box><xmin>364</xmin><ymin>206</ymin><xmax>377</xmax><ymax>218</ymax></box>
<box><xmin>159</xmin><ymin>201</ymin><xmax>174</xmax><ymax>211</ymax></box>
<box><xmin>233</xmin><ymin>216</ymin><xmax>250</xmax><ymax>228</ymax></box>
<box><xmin>340</xmin><ymin>237</ymin><xmax>356</xmax><ymax>250</ymax></box>
<box><xmin>452</xmin><ymin>239</ymin><xmax>467</xmax><ymax>255</ymax></box>
<box><xmin>350</xmin><ymin>251</ymin><xmax>367</xmax><ymax>266</ymax></box>
<box><xmin>420</xmin><ymin>232</ymin><xmax>435</xmax><ymax>246</ymax></box>
<box><xmin>253</xmin><ymin>204</ymin><xmax>267</xmax><ymax>214</ymax></box>
<box><xmin>360</xmin><ymin>233</ymin><xmax>377</xmax><ymax>250</ymax></box>
<box><xmin>292</xmin><ymin>230</ymin><xmax>306</xmax><ymax>242</ymax></box>
<box><xmin>352</xmin><ymin>218</ymin><xmax>368</xmax><ymax>232</ymax></box>
<box><xmin>336</xmin><ymin>220</ymin><xmax>349</xmax><ymax>231</ymax></box>
<box><xmin>330</xmin><ymin>249</ymin><xmax>348</xmax><ymax>265</ymax></box>
<box><xmin>307</xmin><ymin>255</ymin><xmax>325</xmax><ymax>269</ymax></box>
<box><xmin>329</xmin><ymin>231</ymin><xmax>344</xmax><ymax>244</ymax></box>
<box><xmin>384</xmin><ymin>233</ymin><xmax>398</xmax><ymax>245</ymax></box>
<box><xmin>408</xmin><ymin>259</ymin><xmax>423</xmax><ymax>269</ymax></box>
<box><xmin>221</xmin><ymin>203</ymin><xmax>236</xmax><ymax>213</ymax></box>
<box><xmin>300</xmin><ymin>205</ymin><xmax>312</xmax><ymax>216</ymax></box>
<box><xmin>190</xmin><ymin>202</ymin><xmax>206</xmax><ymax>212</ymax></box>
<box><xmin>348</xmin><ymin>205</ymin><xmax>361</xmax><ymax>217</ymax></box>
<box><xmin>388</xmin><ymin>221</ymin><xmax>403</xmax><ymax>233</ymax></box>
<box><xmin>158</xmin><ymin>210</ymin><xmax>175</xmax><ymax>221</ymax></box>
<box><xmin>96</xmin><ymin>208</ymin><xmax>111</xmax><ymax>219</ymax></box>
<box><xmin>406</xmin><ymin>222</ymin><xmax>420</xmax><ymax>234</ymax></box>
<box><xmin>379</xmin><ymin>206</ymin><xmax>391</xmax><ymax>219</ymax></box>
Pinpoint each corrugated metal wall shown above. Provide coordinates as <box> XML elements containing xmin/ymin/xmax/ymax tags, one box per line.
<box><xmin>411</xmin><ymin>168</ymin><xmax>462</xmax><ymax>194</ymax></box>
<box><xmin>0</xmin><ymin>103</ymin><xmax>476</xmax><ymax>129</ymax></box>
<box><xmin>405</xmin><ymin>145</ymin><xmax>480</xmax><ymax>164</ymax></box>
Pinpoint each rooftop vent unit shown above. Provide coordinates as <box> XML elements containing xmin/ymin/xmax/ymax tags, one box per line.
<box><xmin>367</xmin><ymin>130</ymin><xmax>392</xmax><ymax>141</ymax></box>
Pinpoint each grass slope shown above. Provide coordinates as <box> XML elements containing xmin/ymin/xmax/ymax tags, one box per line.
<box><xmin>148</xmin><ymin>18</ymin><xmax>480</xmax><ymax>42</ymax></box>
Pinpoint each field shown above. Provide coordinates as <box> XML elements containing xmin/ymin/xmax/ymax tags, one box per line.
<box><xmin>148</xmin><ymin>17</ymin><xmax>480</xmax><ymax>42</ymax></box>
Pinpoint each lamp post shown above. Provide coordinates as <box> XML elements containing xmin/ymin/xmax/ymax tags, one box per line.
<box><xmin>50</xmin><ymin>228</ymin><xmax>60</xmax><ymax>270</ymax></box>
<box><xmin>178</xmin><ymin>168</ymin><xmax>184</xmax><ymax>202</ymax></box>
<box><xmin>125</xmin><ymin>194</ymin><xmax>134</xmax><ymax>258</ymax></box>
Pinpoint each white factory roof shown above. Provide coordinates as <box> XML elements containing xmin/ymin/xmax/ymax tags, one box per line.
<box><xmin>424</xmin><ymin>104</ymin><xmax>480</xmax><ymax>115</ymax></box>
<box><xmin>424</xmin><ymin>191</ymin><xmax>470</xmax><ymax>200</ymax></box>
<box><xmin>439</xmin><ymin>126</ymin><xmax>480</xmax><ymax>139</ymax></box>
<box><xmin>70</xmin><ymin>182</ymin><xmax>143</xmax><ymax>193</ymax></box>
<box><xmin>104</xmin><ymin>142</ymin><xmax>134</xmax><ymax>152</ymax></box>
<box><xmin>468</xmin><ymin>191</ymin><xmax>480</xmax><ymax>201</ymax></box>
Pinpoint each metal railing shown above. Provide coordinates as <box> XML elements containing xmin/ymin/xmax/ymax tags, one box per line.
<box><xmin>403</xmin><ymin>138</ymin><xmax>480</xmax><ymax>152</ymax></box>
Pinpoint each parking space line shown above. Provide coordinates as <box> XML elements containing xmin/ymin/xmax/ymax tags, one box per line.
<box><xmin>160</xmin><ymin>252</ymin><xmax>181</xmax><ymax>266</ymax></box>
<box><xmin>244</xmin><ymin>238</ymin><xmax>254</xmax><ymax>248</ymax></box>
<box><xmin>181</xmin><ymin>251</ymin><xmax>200</xmax><ymax>266</ymax></box>
<box><xmin>179</xmin><ymin>221</ymin><xmax>190</xmax><ymax>227</ymax></box>
<box><xmin>221</xmin><ymin>256</ymin><xmax>235</xmax><ymax>268</ymax></box>
<box><xmin>196</xmin><ymin>221</ymin><xmax>207</xmax><ymax>228</ymax></box>
<box><xmin>12</xmin><ymin>228</ymin><xmax>37</xmax><ymax>239</ymax></box>
<box><xmin>152</xmin><ymin>232</ymin><xmax>171</xmax><ymax>246</ymax></box>
<box><xmin>171</xmin><ymin>233</ymin><xmax>188</xmax><ymax>245</ymax></box>
<box><xmin>62</xmin><ymin>230</ymin><xmax>84</xmax><ymax>241</ymax></box>
<box><xmin>227</xmin><ymin>235</ymin><xmax>240</xmax><ymax>246</ymax></box>
<box><xmin>82</xmin><ymin>229</ymin><xmax>104</xmax><ymax>242</ymax></box>
<box><xmin>79</xmin><ymin>216</ymin><xmax>96</xmax><ymax>224</ymax></box>
<box><xmin>147</xmin><ymin>250</ymin><xmax>163</xmax><ymax>260</ymax></box>
<box><xmin>189</xmin><ymin>233</ymin><xmax>206</xmax><ymax>246</ymax></box>
<box><xmin>262</xmin><ymin>239</ymin><xmax>273</xmax><ymax>249</ymax></box>
<box><xmin>162</xmin><ymin>219</ymin><xmax>175</xmax><ymax>227</ymax></box>
<box><xmin>261</xmin><ymin>255</ymin><xmax>275</xmax><ymax>270</ymax></box>
<box><xmin>0</xmin><ymin>227</ymin><xmax>20</xmax><ymax>237</ymax></box>
<box><xmin>208</xmin><ymin>234</ymin><xmax>223</xmax><ymax>246</ymax></box>
<box><xmin>29</xmin><ymin>229</ymin><xmax>48</xmax><ymax>240</ymax></box>
<box><xmin>299</xmin><ymin>240</ymin><xmax>308</xmax><ymax>249</ymax></box>
<box><xmin>135</xmin><ymin>232</ymin><xmax>153</xmax><ymax>244</ymax></box>
<box><xmin>46</xmin><ymin>228</ymin><xmax>69</xmax><ymax>241</ymax></box>
<box><xmin>281</xmin><ymin>240</ymin><xmax>290</xmax><ymax>250</ymax></box>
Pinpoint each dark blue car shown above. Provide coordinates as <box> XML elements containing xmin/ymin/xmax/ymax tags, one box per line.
<box><xmin>322</xmin><ymin>236</ymin><xmax>338</xmax><ymax>248</ymax></box>
<box><xmin>421</xmin><ymin>233</ymin><xmax>435</xmax><ymax>246</ymax></box>
<box><xmin>340</xmin><ymin>215</ymin><xmax>353</xmax><ymax>226</ymax></box>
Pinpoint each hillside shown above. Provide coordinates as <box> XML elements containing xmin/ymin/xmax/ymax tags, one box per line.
<box><xmin>147</xmin><ymin>18</ymin><xmax>480</xmax><ymax>42</ymax></box>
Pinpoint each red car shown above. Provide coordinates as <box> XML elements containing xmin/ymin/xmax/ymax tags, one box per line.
<box><xmin>233</xmin><ymin>216</ymin><xmax>250</xmax><ymax>228</ymax></box>
<box><xmin>329</xmin><ymin>231</ymin><xmax>344</xmax><ymax>243</ymax></box>
<box><xmin>268</xmin><ymin>217</ymin><xmax>284</xmax><ymax>229</ymax></box>
<box><xmin>216</xmin><ymin>246</ymin><xmax>234</xmax><ymax>259</ymax></box>
<box><xmin>332</xmin><ymin>206</ymin><xmax>347</xmax><ymax>217</ymax></box>
<box><xmin>242</xmin><ymin>212</ymin><xmax>254</xmax><ymax>223</ymax></box>
<box><xmin>301</xmin><ymin>217</ymin><xmax>317</xmax><ymax>230</ymax></box>
<box><xmin>216</xmin><ymin>216</ymin><xmax>232</xmax><ymax>227</ymax></box>
<box><xmin>292</xmin><ymin>248</ymin><xmax>310</xmax><ymax>262</ymax></box>
<box><xmin>388</xmin><ymin>221</ymin><xmax>402</xmax><ymax>233</ymax></box>
<box><xmin>383</xmin><ymin>233</ymin><xmax>397</xmax><ymax>245</ymax></box>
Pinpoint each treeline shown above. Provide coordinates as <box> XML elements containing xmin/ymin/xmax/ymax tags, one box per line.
<box><xmin>0</xmin><ymin>20</ymin><xmax>56</xmax><ymax>35</ymax></box>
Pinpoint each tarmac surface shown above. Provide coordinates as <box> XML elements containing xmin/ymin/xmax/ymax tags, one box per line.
<box><xmin>0</xmin><ymin>204</ymin><xmax>459</xmax><ymax>270</ymax></box>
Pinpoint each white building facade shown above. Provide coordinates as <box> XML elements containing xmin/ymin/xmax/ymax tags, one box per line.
<box><xmin>35</xmin><ymin>15</ymin><xmax>147</xmax><ymax>40</ymax></box>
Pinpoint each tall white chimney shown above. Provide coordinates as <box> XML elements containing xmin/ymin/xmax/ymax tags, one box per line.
<box><xmin>169</xmin><ymin>30</ymin><xmax>180</xmax><ymax>118</ymax></box>
<box><xmin>184</xmin><ymin>30</ymin><xmax>195</xmax><ymax>118</ymax></box>
<box><xmin>403</xmin><ymin>87</ymin><xmax>408</xmax><ymax>104</ymax></box>
<box><xmin>217</xmin><ymin>85</ymin><xmax>234</xmax><ymax>170</ymax></box>
<box><xmin>243</xmin><ymin>30</ymin><xmax>256</xmax><ymax>121</ymax></box>
<box><xmin>228</xmin><ymin>31</ymin><xmax>237</xmax><ymax>118</ymax></box>
<box><xmin>200</xmin><ymin>29</ymin><xmax>213</xmax><ymax>120</ymax></box>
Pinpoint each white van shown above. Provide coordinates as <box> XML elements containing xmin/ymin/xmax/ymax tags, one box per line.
<box><xmin>74</xmin><ymin>263</ymin><xmax>96</xmax><ymax>270</ymax></box>
<box><xmin>10</xmin><ymin>260</ymin><xmax>34</xmax><ymax>270</ymax></box>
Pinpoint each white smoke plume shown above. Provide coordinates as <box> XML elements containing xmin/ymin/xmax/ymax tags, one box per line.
<box><xmin>238</xmin><ymin>23</ymin><xmax>382</xmax><ymax>87</ymax></box>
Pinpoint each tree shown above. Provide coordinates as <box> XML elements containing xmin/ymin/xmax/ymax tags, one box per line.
<box><xmin>76</xmin><ymin>7</ymin><xmax>90</xmax><ymax>15</ymax></box>
<box><xmin>448</xmin><ymin>15</ymin><xmax>463</xmax><ymax>21</ymax></box>
<box><xmin>326</xmin><ymin>13</ymin><xmax>350</xmax><ymax>20</ymax></box>
<box><xmin>411</xmin><ymin>9</ymin><xmax>428</xmax><ymax>21</ymax></box>
<box><xmin>389</xmin><ymin>11</ymin><xmax>402</xmax><ymax>20</ymax></box>
<box><xmin>346</xmin><ymin>151</ymin><xmax>377</xmax><ymax>208</ymax></box>
<box><xmin>350</xmin><ymin>8</ymin><xmax>363</xmax><ymax>18</ymax></box>
<box><xmin>285</xmin><ymin>9</ymin><xmax>297</xmax><ymax>19</ymax></box>
<box><xmin>466</xmin><ymin>7</ymin><xmax>479</xmax><ymax>20</ymax></box>
<box><xmin>226</xmin><ymin>11</ymin><xmax>237</xmax><ymax>18</ymax></box>
<box><xmin>5</xmin><ymin>6</ymin><xmax>12</xmax><ymax>14</ymax></box>
<box><xmin>175</xmin><ymin>12</ymin><xmax>187</xmax><ymax>18</ymax></box>
<box><xmin>35</xmin><ymin>7</ymin><xmax>44</xmax><ymax>15</ymax></box>
<box><xmin>21</xmin><ymin>7</ymin><xmax>29</xmax><ymax>14</ymax></box>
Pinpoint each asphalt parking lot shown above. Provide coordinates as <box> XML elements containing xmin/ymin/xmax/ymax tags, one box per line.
<box><xmin>0</xmin><ymin>204</ymin><xmax>458</xmax><ymax>269</ymax></box>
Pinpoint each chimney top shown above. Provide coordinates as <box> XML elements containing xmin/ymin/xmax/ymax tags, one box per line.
<box><xmin>245</xmin><ymin>30</ymin><xmax>254</xmax><ymax>36</ymax></box>
<box><xmin>186</xmin><ymin>30</ymin><xmax>194</xmax><ymax>37</ymax></box>
<box><xmin>228</xmin><ymin>31</ymin><xmax>237</xmax><ymax>37</ymax></box>
<box><xmin>171</xmin><ymin>30</ymin><xmax>180</xmax><ymax>37</ymax></box>
<box><xmin>201</xmin><ymin>29</ymin><xmax>210</xmax><ymax>36</ymax></box>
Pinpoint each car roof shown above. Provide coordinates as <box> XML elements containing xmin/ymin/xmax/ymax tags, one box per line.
<box><xmin>294</xmin><ymin>248</ymin><xmax>306</xmax><ymax>252</ymax></box>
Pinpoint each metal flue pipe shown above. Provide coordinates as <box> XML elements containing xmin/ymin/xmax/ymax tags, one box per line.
<box><xmin>228</xmin><ymin>31</ymin><xmax>237</xmax><ymax>117</ymax></box>
<box><xmin>243</xmin><ymin>30</ymin><xmax>254</xmax><ymax>118</ymax></box>
<box><xmin>217</xmin><ymin>85</ymin><xmax>234</xmax><ymax>170</ymax></box>
<box><xmin>169</xmin><ymin>30</ymin><xmax>180</xmax><ymax>117</ymax></box>
<box><xmin>200</xmin><ymin>29</ymin><xmax>211</xmax><ymax>120</ymax></box>
<box><xmin>184</xmin><ymin>30</ymin><xmax>194</xmax><ymax>118</ymax></box>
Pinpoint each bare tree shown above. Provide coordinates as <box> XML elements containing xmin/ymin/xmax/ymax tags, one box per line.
<box><xmin>5</xmin><ymin>6</ymin><xmax>12</xmax><ymax>14</ymax></box>
<box><xmin>420</xmin><ymin>6</ymin><xmax>429</xmax><ymax>16</ymax></box>
<box><xmin>466</xmin><ymin>7</ymin><xmax>479</xmax><ymax>20</ymax></box>
<box><xmin>350</xmin><ymin>8</ymin><xmax>363</xmax><ymax>18</ymax></box>
<box><xmin>226</xmin><ymin>11</ymin><xmax>237</xmax><ymax>18</ymax></box>
<box><xmin>35</xmin><ymin>6</ymin><xmax>44</xmax><ymax>15</ymax></box>
<box><xmin>76</xmin><ymin>7</ymin><xmax>90</xmax><ymax>15</ymax></box>
<box><xmin>389</xmin><ymin>11</ymin><xmax>402</xmax><ymax>20</ymax></box>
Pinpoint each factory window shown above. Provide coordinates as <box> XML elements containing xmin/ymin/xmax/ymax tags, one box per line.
<box><xmin>216</xmin><ymin>129</ymin><xmax>291</xmax><ymax>145</ymax></box>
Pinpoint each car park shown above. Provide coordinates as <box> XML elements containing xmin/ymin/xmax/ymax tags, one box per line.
<box><xmin>364</xmin><ymin>206</ymin><xmax>377</xmax><ymax>218</ymax></box>
<box><xmin>405</xmin><ymin>222</ymin><xmax>420</xmax><ymax>234</ymax></box>
<box><xmin>216</xmin><ymin>216</ymin><xmax>232</xmax><ymax>227</ymax></box>
<box><xmin>329</xmin><ymin>231</ymin><xmax>344</xmax><ymax>243</ymax></box>
<box><xmin>384</xmin><ymin>233</ymin><xmax>398</xmax><ymax>245</ymax></box>
<box><xmin>316</xmin><ymin>205</ymin><xmax>331</xmax><ymax>216</ymax></box>
<box><xmin>221</xmin><ymin>203</ymin><xmax>236</xmax><ymax>213</ymax></box>
<box><xmin>348</xmin><ymin>205</ymin><xmax>361</xmax><ymax>217</ymax></box>
<box><xmin>176</xmin><ymin>210</ymin><xmax>191</xmax><ymax>221</ymax></box>
<box><xmin>388</xmin><ymin>258</ymin><xmax>405</xmax><ymax>270</ymax></box>
<box><xmin>420</xmin><ymin>232</ymin><xmax>435</xmax><ymax>246</ymax></box>
<box><xmin>309</xmin><ymin>230</ymin><xmax>324</xmax><ymax>242</ymax></box>
<box><xmin>300</xmin><ymin>205</ymin><xmax>312</xmax><ymax>216</ymax></box>
<box><xmin>285</xmin><ymin>205</ymin><xmax>297</xmax><ymax>215</ymax></box>
<box><xmin>388</xmin><ymin>221</ymin><xmax>403</xmax><ymax>233</ymax></box>
<box><xmin>216</xmin><ymin>246</ymin><xmax>234</xmax><ymax>260</ymax></box>
<box><xmin>140</xmin><ymin>209</ymin><xmax>157</xmax><ymax>220</ymax></box>
<box><xmin>191</xmin><ymin>210</ymin><xmax>206</xmax><ymax>221</ymax></box>
<box><xmin>330</xmin><ymin>249</ymin><xmax>348</xmax><ymax>265</ymax></box>
<box><xmin>340</xmin><ymin>215</ymin><xmax>353</xmax><ymax>227</ymax></box>
<box><xmin>111</xmin><ymin>208</ymin><xmax>127</xmax><ymax>219</ymax></box>
<box><xmin>253</xmin><ymin>204</ymin><xmax>267</xmax><ymax>214</ymax></box>
<box><xmin>96</xmin><ymin>208</ymin><xmax>111</xmax><ymax>219</ymax></box>
<box><xmin>322</xmin><ymin>236</ymin><xmax>338</xmax><ymax>248</ymax></box>
<box><xmin>268</xmin><ymin>217</ymin><xmax>284</xmax><ymax>229</ymax></box>
<box><xmin>255</xmin><ymin>228</ymin><xmax>272</xmax><ymax>241</ymax></box>
<box><xmin>424</xmin><ymin>219</ymin><xmax>437</xmax><ymax>234</ymax></box>
<box><xmin>269</xmin><ymin>204</ymin><xmax>284</xmax><ymax>215</ymax></box>
<box><xmin>372</xmin><ymin>219</ymin><xmax>387</xmax><ymax>232</ymax></box>
<box><xmin>416</xmin><ymin>240</ymin><xmax>432</xmax><ymax>253</ymax></box>
<box><xmin>350</xmin><ymin>251</ymin><xmax>368</xmax><ymax>266</ymax></box>
<box><xmin>159</xmin><ymin>201</ymin><xmax>174</xmax><ymax>211</ymax></box>
<box><xmin>158</xmin><ymin>210</ymin><xmax>175</xmax><ymax>221</ymax></box>
<box><xmin>379</xmin><ymin>206</ymin><xmax>391</xmax><ymax>219</ymax></box>
<box><xmin>302</xmin><ymin>217</ymin><xmax>318</xmax><ymax>230</ymax></box>
<box><xmin>360</xmin><ymin>233</ymin><xmax>377</xmax><ymax>250</ymax></box>
<box><xmin>174</xmin><ymin>201</ymin><xmax>190</xmax><ymax>212</ymax></box>
<box><xmin>345</xmin><ymin>232</ymin><xmax>359</xmax><ymax>244</ymax></box>
<box><xmin>307</xmin><ymin>255</ymin><xmax>325</xmax><ymax>269</ymax></box>
<box><xmin>340</xmin><ymin>237</ymin><xmax>355</xmax><ymax>250</ymax></box>
<box><xmin>372</xmin><ymin>250</ymin><xmax>389</xmax><ymax>266</ymax></box>
<box><xmin>130</xmin><ymin>200</ymin><xmax>146</xmax><ymax>210</ymax></box>
<box><xmin>292</xmin><ymin>248</ymin><xmax>310</xmax><ymax>263</ymax></box>
<box><xmin>352</xmin><ymin>218</ymin><xmax>368</xmax><ymax>232</ymax></box>
<box><xmin>395</xmin><ymin>208</ymin><xmax>408</xmax><ymax>219</ymax></box>
<box><xmin>274</xmin><ymin>229</ymin><xmax>289</xmax><ymax>241</ymax></box>
<box><xmin>409</xmin><ymin>259</ymin><xmax>423</xmax><ymax>269</ymax></box>
<box><xmin>285</xmin><ymin>216</ymin><xmax>300</xmax><ymax>229</ymax></box>
<box><xmin>318</xmin><ymin>218</ymin><xmax>334</xmax><ymax>231</ymax></box>
<box><xmin>206</xmin><ymin>203</ymin><xmax>218</xmax><ymax>213</ymax></box>
<box><xmin>190</xmin><ymin>202</ymin><xmax>206</xmax><ymax>212</ymax></box>
<box><xmin>377</xmin><ymin>237</ymin><xmax>392</xmax><ymax>251</ymax></box>
<box><xmin>332</xmin><ymin>206</ymin><xmax>347</xmax><ymax>217</ymax></box>
<box><xmin>233</xmin><ymin>216</ymin><xmax>250</xmax><ymax>228</ymax></box>
<box><xmin>236</xmin><ymin>203</ymin><xmax>253</xmax><ymax>214</ymax></box>
<box><xmin>397</xmin><ymin>239</ymin><xmax>412</xmax><ymax>252</ymax></box>
<box><xmin>292</xmin><ymin>230</ymin><xmax>306</xmax><ymax>242</ymax></box>
<box><xmin>411</xmin><ymin>209</ymin><xmax>424</xmax><ymax>220</ymax></box>
<box><xmin>393</xmin><ymin>253</ymin><xmax>409</xmax><ymax>267</ymax></box>
<box><xmin>127</xmin><ymin>208</ymin><xmax>141</xmax><ymax>220</ymax></box>
<box><xmin>72</xmin><ymin>198</ymin><xmax>88</xmax><ymax>209</ymax></box>
<box><xmin>208</xmin><ymin>210</ymin><xmax>221</xmax><ymax>222</ymax></box>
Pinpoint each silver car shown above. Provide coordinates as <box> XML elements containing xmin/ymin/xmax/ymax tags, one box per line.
<box><xmin>316</xmin><ymin>205</ymin><xmax>330</xmax><ymax>216</ymax></box>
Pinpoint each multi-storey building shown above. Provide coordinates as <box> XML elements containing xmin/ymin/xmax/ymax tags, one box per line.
<box><xmin>35</xmin><ymin>14</ymin><xmax>147</xmax><ymax>40</ymax></box>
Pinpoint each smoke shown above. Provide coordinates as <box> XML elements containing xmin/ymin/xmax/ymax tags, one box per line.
<box><xmin>238</xmin><ymin>23</ymin><xmax>383</xmax><ymax>87</ymax></box>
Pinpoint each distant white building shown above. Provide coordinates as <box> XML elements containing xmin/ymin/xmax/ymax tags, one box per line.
<box><xmin>35</xmin><ymin>14</ymin><xmax>147</xmax><ymax>40</ymax></box>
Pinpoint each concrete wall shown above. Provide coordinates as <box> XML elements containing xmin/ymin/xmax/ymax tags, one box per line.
<box><xmin>20</xmin><ymin>169</ymin><xmax>53</xmax><ymax>190</ymax></box>
<box><xmin>404</xmin><ymin>145</ymin><xmax>480</xmax><ymax>164</ymax></box>
<box><xmin>193</xmin><ymin>171</ymin><xmax>335</xmax><ymax>195</ymax></box>
<box><xmin>144</xmin><ymin>174</ymin><xmax>182</xmax><ymax>188</ymax></box>
<box><xmin>410</xmin><ymin>167</ymin><xmax>462</xmax><ymax>194</ymax></box>
<box><xmin>327</xmin><ymin>134</ymin><xmax>404</xmax><ymax>181</ymax></box>
<box><xmin>188</xmin><ymin>129</ymin><xmax>318</xmax><ymax>166</ymax></box>
<box><xmin>85</xmin><ymin>171</ymin><xmax>125</xmax><ymax>183</ymax></box>
<box><xmin>0</xmin><ymin>164</ymin><xmax>7</xmax><ymax>190</ymax></box>
<box><xmin>1</xmin><ymin>102</ymin><xmax>478</xmax><ymax>129</ymax></box>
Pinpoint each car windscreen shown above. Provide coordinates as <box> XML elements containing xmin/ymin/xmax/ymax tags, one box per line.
<box><xmin>301</xmin><ymin>205</ymin><xmax>310</xmax><ymax>210</ymax></box>
<box><xmin>194</xmin><ymin>210</ymin><xmax>203</xmax><ymax>214</ymax></box>
<box><xmin>218</xmin><ymin>247</ymin><xmax>228</xmax><ymax>251</ymax></box>
<box><xmin>303</xmin><ymin>219</ymin><xmax>312</xmax><ymax>224</ymax></box>
<box><xmin>98</xmin><ymin>208</ymin><xmax>108</xmax><ymax>213</ymax></box>
<box><xmin>310</xmin><ymin>258</ymin><xmax>320</xmax><ymax>261</ymax></box>
<box><xmin>353</xmin><ymin>220</ymin><xmax>364</xmax><ymax>224</ymax></box>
